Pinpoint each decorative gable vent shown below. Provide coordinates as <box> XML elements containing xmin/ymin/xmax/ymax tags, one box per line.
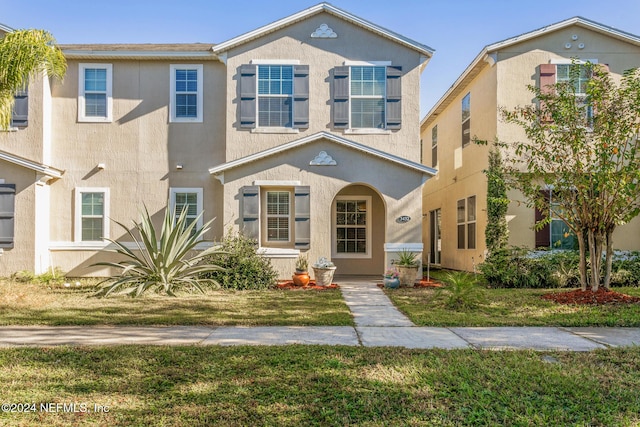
<box><xmin>310</xmin><ymin>151</ymin><xmax>337</xmax><ymax>165</ymax></box>
<box><xmin>311</xmin><ymin>24</ymin><xmax>337</xmax><ymax>38</ymax></box>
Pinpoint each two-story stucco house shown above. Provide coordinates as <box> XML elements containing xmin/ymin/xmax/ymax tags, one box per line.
<box><xmin>421</xmin><ymin>17</ymin><xmax>640</xmax><ymax>272</ymax></box>
<box><xmin>0</xmin><ymin>3</ymin><xmax>436</xmax><ymax>279</ymax></box>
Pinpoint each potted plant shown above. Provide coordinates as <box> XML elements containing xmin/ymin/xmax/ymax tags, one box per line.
<box><xmin>292</xmin><ymin>254</ymin><xmax>310</xmax><ymax>286</ymax></box>
<box><xmin>394</xmin><ymin>249</ymin><xmax>420</xmax><ymax>286</ymax></box>
<box><xmin>312</xmin><ymin>257</ymin><xmax>336</xmax><ymax>286</ymax></box>
<box><xmin>383</xmin><ymin>268</ymin><xmax>400</xmax><ymax>289</ymax></box>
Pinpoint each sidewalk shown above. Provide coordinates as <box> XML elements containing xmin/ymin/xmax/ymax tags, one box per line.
<box><xmin>0</xmin><ymin>279</ymin><xmax>639</xmax><ymax>351</ymax></box>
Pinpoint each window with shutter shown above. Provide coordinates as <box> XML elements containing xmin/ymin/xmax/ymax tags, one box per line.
<box><xmin>333</xmin><ymin>64</ymin><xmax>402</xmax><ymax>131</ymax></box>
<box><xmin>0</xmin><ymin>184</ymin><xmax>15</xmax><ymax>249</ymax></box>
<box><xmin>240</xmin><ymin>64</ymin><xmax>309</xmax><ymax>130</ymax></box>
<box><xmin>78</xmin><ymin>64</ymin><xmax>112</xmax><ymax>122</ymax></box>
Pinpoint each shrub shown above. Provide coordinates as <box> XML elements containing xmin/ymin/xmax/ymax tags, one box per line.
<box><xmin>200</xmin><ymin>230</ymin><xmax>278</xmax><ymax>290</ymax></box>
<box><xmin>437</xmin><ymin>271</ymin><xmax>487</xmax><ymax>310</ymax></box>
<box><xmin>11</xmin><ymin>267</ymin><xmax>66</xmax><ymax>286</ymax></box>
<box><xmin>93</xmin><ymin>205</ymin><xmax>225</xmax><ymax>298</ymax></box>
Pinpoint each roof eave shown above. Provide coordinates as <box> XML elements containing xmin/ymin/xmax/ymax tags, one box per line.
<box><xmin>0</xmin><ymin>150</ymin><xmax>65</xmax><ymax>180</ymax></box>
<box><xmin>212</xmin><ymin>2</ymin><xmax>434</xmax><ymax>57</ymax></box>
<box><xmin>62</xmin><ymin>50</ymin><xmax>219</xmax><ymax>61</ymax></box>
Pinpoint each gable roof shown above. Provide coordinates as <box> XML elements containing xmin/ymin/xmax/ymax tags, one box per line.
<box><xmin>61</xmin><ymin>43</ymin><xmax>218</xmax><ymax>60</ymax></box>
<box><xmin>0</xmin><ymin>150</ymin><xmax>64</xmax><ymax>180</ymax></box>
<box><xmin>209</xmin><ymin>131</ymin><xmax>436</xmax><ymax>181</ymax></box>
<box><xmin>0</xmin><ymin>22</ymin><xmax>13</xmax><ymax>33</ymax></box>
<box><xmin>421</xmin><ymin>16</ymin><xmax>640</xmax><ymax>129</ymax></box>
<box><xmin>212</xmin><ymin>2</ymin><xmax>434</xmax><ymax>57</ymax></box>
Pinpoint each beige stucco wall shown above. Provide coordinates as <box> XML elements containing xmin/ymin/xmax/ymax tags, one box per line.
<box><xmin>421</xmin><ymin>63</ymin><xmax>496</xmax><ymax>271</ymax></box>
<box><xmin>218</xmin><ymin>138</ymin><xmax>426</xmax><ymax>278</ymax></box>
<box><xmin>47</xmin><ymin>59</ymin><xmax>227</xmax><ymax>275</ymax></box>
<box><xmin>0</xmin><ymin>162</ymin><xmax>37</xmax><ymax>276</ymax></box>
<box><xmin>224</xmin><ymin>12</ymin><xmax>423</xmax><ymax>162</ymax></box>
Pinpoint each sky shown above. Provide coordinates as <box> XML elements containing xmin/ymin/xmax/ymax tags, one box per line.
<box><xmin>2</xmin><ymin>0</ymin><xmax>640</xmax><ymax>116</ymax></box>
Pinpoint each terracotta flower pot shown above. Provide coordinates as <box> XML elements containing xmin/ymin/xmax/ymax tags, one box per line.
<box><xmin>292</xmin><ymin>271</ymin><xmax>310</xmax><ymax>286</ymax></box>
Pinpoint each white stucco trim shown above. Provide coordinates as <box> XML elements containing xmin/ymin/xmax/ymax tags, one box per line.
<box><xmin>253</xmin><ymin>180</ymin><xmax>301</xmax><ymax>186</ymax></box>
<box><xmin>344</xmin><ymin>60</ymin><xmax>392</xmax><ymax>66</ymax></box>
<box><xmin>209</xmin><ymin>131</ymin><xmax>437</xmax><ymax>177</ymax></box>
<box><xmin>344</xmin><ymin>129</ymin><xmax>391</xmax><ymax>135</ymax></box>
<box><xmin>0</xmin><ymin>150</ymin><xmax>64</xmax><ymax>180</ymax></box>
<box><xmin>74</xmin><ymin>187</ymin><xmax>110</xmax><ymax>243</ymax></box>
<box><xmin>549</xmin><ymin>58</ymin><xmax>599</xmax><ymax>64</ymax></box>
<box><xmin>251</xmin><ymin>127</ymin><xmax>300</xmax><ymax>134</ymax></box>
<box><xmin>212</xmin><ymin>3</ymin><xmax>434</xmax><ymax>57</ymax></box>
<box><xmin>78</xmin><ymin>63</ymin><xmax>113</xmax><ymax>123</ymax></box>
<box><xmin>49</xmin><ymin>241</ymin><xmax>217</xmax><ymax>251</ymax></box>
<box><xmin>384</xmin><ymin>243</ymin><xmax>424</xmax><ymax>252</ymax></box>
<box><xmin>251</xmin><ymin>59</ymin><xmax>301</xmax><ymax>65</ymax></box>
<box><xmin>257</xmin><ymin>247</ymin><xmax>300</xmax><ymax>258</ymax></box>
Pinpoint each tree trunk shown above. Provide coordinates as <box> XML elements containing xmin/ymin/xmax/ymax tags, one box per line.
<box><xmin>577</xmin><ymin>229</ymin><xmax>588</xmax><ymax>291</ymax></box>
<box><xmin>588</xmin><ymin>228</ymin><xmax>604</xmax><ymax>292</ymax></box>
<box><xmin>603</xmin><ymin>227</ymin><xmax>614</xmax><ymax>290</ymax></box>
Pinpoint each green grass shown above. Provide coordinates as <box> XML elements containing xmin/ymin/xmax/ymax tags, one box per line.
<box><xmin>388</xmin><ymin>269</ymin><xmax>640</xmax><ymax>326</ymax></box>
<box><xmin>0</xmin><ymin>279</ymin><xmax>353</xmax><ymax>326</ymax></box>
<box><xmin>0</xmin><ymin>345</ymin><xmax>639</xmax><ymax>426</ymax></box>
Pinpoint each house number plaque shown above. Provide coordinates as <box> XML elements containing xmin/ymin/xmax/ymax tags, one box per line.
<box><xmin>396</xmin><ymin>216</ymin><xmax>411</xmax><ymax>224</ymax></box>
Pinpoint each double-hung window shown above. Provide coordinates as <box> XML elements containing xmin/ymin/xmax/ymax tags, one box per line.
<box><xmin>78</xmin><ymin>64</ymin><xmax>112</xmax><ymax>122</ymax></box>
<box><xmin>265</xmin><ymin>190</ymin><xmax>291</xmax><ymax>242</ymax></box>
<box><xmin>350</xmin><ymin>66</ymin><xmax>386</xmax><ymax>129</ymax></box>
<box><xmin>431</xmin><ymin>125</ymin><xmax>438</xmax><ymax>168</ymax></box>
<box><xmin>461</xmin><ymin>92</ymin><xmax>470</xmax><ymax>147</ymax></box>
<box><xmin>170</xmin><ymin>65</ymin><xmax>203</xmax><ymax>122</ymax></box>
<box><xmin>170</xmin><ymin>188</ymin><xmax>203</xmax><ymax>236</ymax></box>
<box><xmin>457</xmin><ymin>196</ymin><xmax>476</xmax><ymax>249</ymax></box>
<box><xmin>74</xmin><ymin>188</ymin><xmax>109</xmax><ymax>242</ymax></box>
<box><xmin>556</xmin><ymin>63</ymin><xmax>592</xmax><ymax>122</ymax></box>
<box><xmin>257</xmin><ymin>65</ymin><xmax>293</xmax><ymax>128</ymax></box>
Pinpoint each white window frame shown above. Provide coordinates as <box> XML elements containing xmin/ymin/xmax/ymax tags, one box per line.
<box><xmin>74</xmin><ymin>187</ymin><xmax>110</xmax><ymax>242</ymax></box>
<box><xmin>169</xmin><ymin>187</ymin><xmax>204</xmax><ymax>233</ymax></box>
<box><xmin>332</xmin><ymin>195</ymin><xmax>372</xmax><ymax>259</ymax></box>
<box><xmin>263</xmin><ymin>189</ymin><xmax>292</xmax><ymax>244</ymax></box>
<box><xmin>78</xmin><ymin>64</ymin><xmax>113</xmax><ymax>123</ymax></box>
<box><xmin>461</xmin><ymin>92</ymin><xmax>471</xmax><ymax>147</ymax></box>
<box><xmin>255</xmin><ymin>64</ymin><xmax>294</xmax><ymax>129</ymax></box>
<box><xmin>349</xmin><ymin>65</ymin><xmax>387</xmax><ymax>131</ymax></box>
<box><xmin>170</xmin><ymin>64</ymin><xmax>203</xmax><ymax>123</ymax></box>
<box><xmin>431</xmin><ymin>125</ymin><xmax>438</xmax><ymax>168</ymax></box>
<box><xmin>457</xmin><ymin>196</ymin><xmax>476</xmax><ymax>250</ymax></box>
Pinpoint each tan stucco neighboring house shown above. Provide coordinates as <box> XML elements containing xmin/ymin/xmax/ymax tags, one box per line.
<box><xmin>0</xmin><ymin>3</ymin><xmax>436</xmax><ymax>279</ymax></box>
<box><xmin>420</xmin><ymin>17</ymin><xmax>640</xmax><ymax>272</ymax></box>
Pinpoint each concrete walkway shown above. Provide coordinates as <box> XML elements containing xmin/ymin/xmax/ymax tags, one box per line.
<box><xmin>0</xmin><ymin>279</ymin><xmax>639</xmax><ymax>351</ymax></box>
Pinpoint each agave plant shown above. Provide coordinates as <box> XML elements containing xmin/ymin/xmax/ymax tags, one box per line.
<box><xmin>93</xmin><ymin>205</ymin><xmax>225</xmax><ymax>297</ymax></box>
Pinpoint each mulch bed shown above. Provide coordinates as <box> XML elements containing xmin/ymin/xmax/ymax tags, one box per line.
<box><xmin>377</xmin><ymin>278</ymin><xmax>443</xmax><ymax>289</ymax></box>
<box><xmin>276</xmin><ymin>280</ymin><xmax>339</xmax><ymax>290</ymax></box>
<box><xmin>542</xmin><ymin>288</ymin><xmax>640</xmax><ymax>305</ymax></box>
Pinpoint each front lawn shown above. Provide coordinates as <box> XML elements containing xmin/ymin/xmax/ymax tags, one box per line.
<box><xmin>0</xmin><ymin>279</ymin><xmax>353</xmax><ymax>326</ymax></box>
<box><xmin>386</xmin><ymin>285</ymin><xmax>640</xmax><ymax>327</ymax></box>
<box><xmin>0</xmin><ymin>345</ymin><xmax>639</xmax><ymax>426</ymax></box>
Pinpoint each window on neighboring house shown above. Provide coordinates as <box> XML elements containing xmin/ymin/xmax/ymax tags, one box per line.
<box><xmin>11</xmin><ymin>89</ymin><xmax>28</xmax><ymax>128</ymax></box>
<box><xmin>74</xmin><ymin>188</ymin><xmax>109</xmax><ymax>242</ymax></box>
<box><xmin>0</xmin><ymin>184</ymin><xmax>16</xmax><ymax>248</ymax></box>
<box><xmin>265</xmin><ymin>190</ymin><xmax>291</xmax><ymax>242</ymax></box>
<box><xmin>335</xmin><ymin>196</ymin><xmax>370</xmax><ymax>257</ymax></box>
<box><xmin>78</xmin><ymin>64</ymin><xmax>112</xmax><ymax>122</ymax></box>
<box><xmin>457</xmin><ymin>196</ymin><xmax>476</xmax><ymax>249</ymax></box>
<box><xmin>333</xmin><ymin>64</ymin><xmax>401</xmax><ymax>131</ymax></box>
<box><xmin>431</xmin><ymin>125</ymin><xmax>438</xmax><ymax>167</ymax></box>
<box><xmin>239</xmin><ymin>63</ymin><xmax>309</xmax><ymax>130</ymax></box>
<box><xmin>461</xmin><ymin>92</ymin><xmax>470</xmax><ymax>147</ymax></box>
<box><xmin>170</xmin><ymin>64</ymin><xmax>203</xmax><ymax>122</ymax></box>
<box><xmin>170</xmin><ymin>188</ymin><xmax>203</xmax><ymax>236</ymax></box>
<box><xmin>258</xmin><ymin>65</ymin><xmax>293</xmax><ymax>127</ymax></box>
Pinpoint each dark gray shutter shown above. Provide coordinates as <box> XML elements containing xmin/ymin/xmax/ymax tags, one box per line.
<box><xmin>0</xmin><ymin>184</ymin><xmax>16</xmax><ymax>248</ymax></box>
<box><xmin>333</xmin><ymin>66</ymin><xmax>349</xmax><ymax>129</ymax></box>
<box><xmin>293</xmin><ymin>65</ymin><xmax>309</xmax><ymax>129</ymax></box>
<box><xmin>12</xmin><ymin>90</ymin><xmax>28</xmax><ymax>128</ymax></box>
<box><xmin>294</xmin><ymin>186</ymin><xmax>310</xmax><ymax>250</ymax></box>
<box><xmin>386</xmin><ymin>66</ymin><xmax>402</xmax><ymax>130</ymax></box>
<box><xmin>240</xmin><ymin>65</ymin><xmax>257</xmax><ymax>128</ymax></box>
<box><xmin>241</xmin><ymin>186</ymin><xmax>260</xmax><ymax>240</ymax></box>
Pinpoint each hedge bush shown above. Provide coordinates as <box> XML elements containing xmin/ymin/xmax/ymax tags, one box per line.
<box><xmin>200</xmin><ymin>230</ymin><xmax>278</xmax><ymax>290</ymax></box>
<box><xmin>480</xmin><ymin>248</ymin><xmax>640</xmax><ymax>288</ymax></box>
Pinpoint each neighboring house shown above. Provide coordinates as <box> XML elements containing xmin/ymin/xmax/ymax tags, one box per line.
<box><xmin>0</xmin><ymin>3</ymin><xmax>436</xmax><ymax>278</ymax></box>
<box><xmin>421</xmin><ymin>17</ymin><xmax>640</xmax><ymax>272</ymax></box>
